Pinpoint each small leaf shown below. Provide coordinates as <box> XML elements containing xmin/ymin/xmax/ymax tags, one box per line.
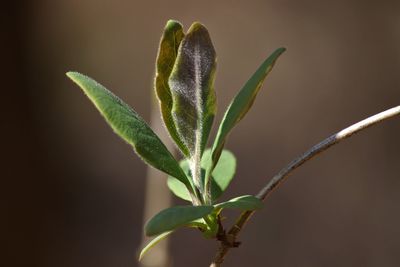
<box><xmin>201</xmin><ymin>149</ymin><xmax>236</xmax><ymax>199</ymax></box>
<box><xmin>167</xmin><ymin>159</ymin><xmax>191</xmax><ymax>201</ymax></box>
<box><xmin>168</xmin><ymin>149</ymin><xmax>236</xmax><ymax>202</ymax></box>
<box><xmin>211</xmin><ymin>48</ymin><xmax>286</xmax><ymax>167</ymax></box>
<box><xmin>139</xmin><ymin>217</ymin><xmax>209</xmax><ymax>260</ymax></box>
<box><xmin>169</xmin><ymin>22</ymin><xmax>217</xmax><ymax>156</ymax></box>
<box><xmin>154</xmin><ymin>20</ymin><xmax>189</xmax><ymax>156</ymax></box>
<box><xmin>214</xmin><ymin>195</ymin><xmax>263</xmax><ymax>212</ymax></box>
<box><xmin>138</xmin><ymin>231</ymin><xmax>172</xmax><ymax>261</ymax></box>
<box><xmin>145</xmin><ymin>205</ymin><xmax>214</xmax><ymax>236</ymax></box>
<box><xmin>66</xmin><ymin>72</ymin><xmax>191</xmax><ymax>189</ymax></box>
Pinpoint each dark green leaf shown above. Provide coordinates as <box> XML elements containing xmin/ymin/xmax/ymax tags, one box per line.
<box><xmin>66</xmin><ymin>72</ymin><xmax>191</xmax><ymax>189</ymax></box>
<box><xmin>154</xmin><ymin>20</ymin><xmax>189</xmax><ymax>156</ymax></box>
<box><xmin>145</xmin><ymin>205</ymin><xmax>214</xmax><ymax>236</ymax></box>
<box><xmin>211</xmin><ymin>48</ymin><xmax>286</xmax><ymax>166</ymax></box>
<box><xmin>138</xmin><ymin>231</ymin><xmax>172</xmax><ymax>261</ymax></box>
<box><xmin>169</xmin><ymin>22</ymin><xmax>217</xmax><ymax>156</ymax></box>
<box><xmin>214</xmin><ymin>195</ymin><xmax>263</xmax><ymax>212</ymax></box>
<box><xmin>167</xmin><ymin>149</ymin><xmax>236</xmax><ymax>202</ymax></box>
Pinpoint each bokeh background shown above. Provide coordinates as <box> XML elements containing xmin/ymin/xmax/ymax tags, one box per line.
<box><xmin>4</xmin><ymin>0</ymin><xmax>400</xmax><ymax>266</ymax></box>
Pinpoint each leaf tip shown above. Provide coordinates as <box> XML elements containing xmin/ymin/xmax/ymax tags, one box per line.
<box><xmin>138</xmin><ymin>231</ymin><xmax>173</xmax><ymax>261</ymax></box>
<box><xmin>187</xmin><ymin>21</ymin><xmax>210</xmax><ymax>36</ymax></box>
<box><xmin>138</xmin><ymin>251</ymin><xmax>144</xmax><ymax>262</ymax></box>
<box><xmin>165</xmin><ymin>20</ymin><xmax>183</xmax><ymax>34</ymax></box>
<box><xmin>66</xmin><ymin>71</ymin><xmax>84</xmax><ymax>84</ymax></box>
<box><xmin>278</xmin><ymin>47</ymin><xmax>287</xmax><ymax>52</ymax></box>
<box><xmin>66</xmin><ymin>71</ymin><xmax>76</xmax><ymax>79</ymax></box>
<box><xmin>275</xmin><ymin>47</ymin><xmax>287</xmax><ymax>56</ymax></box>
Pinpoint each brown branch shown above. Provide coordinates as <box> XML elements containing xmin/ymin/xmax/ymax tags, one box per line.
<box><xmin>210</xmin><ymin>105</ymin><xmax>400</xmax><ymax>266</ymax></box>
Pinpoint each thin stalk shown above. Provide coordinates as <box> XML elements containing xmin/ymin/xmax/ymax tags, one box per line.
<box><xmin>210</xmin><ymin>105</ymin><xmax>400</xmax><ymax>266</ymax></box>
<box><xmin>204</xmin><ymin>160</ymin><xmax>217</xmax><ymax>205</ymax></box>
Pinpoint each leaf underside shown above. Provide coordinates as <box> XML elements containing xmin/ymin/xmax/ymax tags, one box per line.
<box><xmin>169</xmin><ymin>22</ymin><xmax>217</xmax><ymax>156</ymax></box>
<box><xmin>66</xmin><ymin>72</ymin><xmax>191</xmax><ymax>188</ymax></box>
<box><xmin>154</xmin><ymin>20</ymin><xmax>189</xmax><ymax>156</ymax></box>
<box><xmin>139</xmin><ymin>231</ymin><xmax>173</xmax><ymax>261</ymax></box>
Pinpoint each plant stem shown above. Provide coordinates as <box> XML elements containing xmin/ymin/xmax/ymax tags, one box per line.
<box><xmin>210</xmin><ymin>105</ymin><xmax>400</xmax><ymax>266</ymax></box>
<box><xmin>204</xmin><ymin>162</ymin><xmax>216</xmax><ymax>205</ymax></box>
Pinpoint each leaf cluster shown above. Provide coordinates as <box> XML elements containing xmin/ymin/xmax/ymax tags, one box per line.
<box><xmin>67</xmin><ymin>19</ymin><xmax>285</xmax><ymax>260</ymax></box>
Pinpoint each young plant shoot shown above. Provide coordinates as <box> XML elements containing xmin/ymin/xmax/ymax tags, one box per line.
<box><xmin>67</xmin><ymin>19</ymin><xmax>284</xmax><ymax>259</ymax></box>
<box><xmin>67</xmin><ymin>19</ymin><xmax>400</xmax><ymax>266</ymax></box>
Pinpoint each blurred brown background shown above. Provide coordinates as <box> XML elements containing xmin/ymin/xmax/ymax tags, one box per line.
<box><xmin>3</xmin><ymin>0</ymin><xmax>400</xmax><ymax>266</ymax></box>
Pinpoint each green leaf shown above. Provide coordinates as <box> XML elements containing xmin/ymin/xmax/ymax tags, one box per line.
<box><xmin>66</xmin><ymin>72</ymin><xmax>191</xmax><ymax>189</ymax></box>
<box><xmin>169</xmin><ymin>22</ymin><xmax>217</xmax><ymax>156</ymax></box>
<box><xmin>214</xmin><ymin>195</ymin><xmax>263</xmax><ymax>212</ymax></box>
<box><xmin>139</xmin><ymin>217</ymin><xmax>209</xmax><ymax>260</ymax></box>
<box><xmin>167</xmin><ymin>149</ymin><xmax>236</xmax><ymax>202</ymax></box>
<box><xmin>167</xmin><ymin>160</ymin><xmax>191</xmax><ymax>201</ymax></box>
<box><xmin>211</xmin><ymin>48</ymin><xmax>286</xmax><ymax>167</ymax></box>
<box><xmin>138</xmin><ymin>231</ymin><xmax>172</xmax><ymax>261</ymax></box>
<box><xmin>145</xmin><ymin>205</ymin><xmax>214</xmax><ymax>236</ymax></box>
<box><xmin>154</xmin><ymin>20</ymin><xmax>189</xmax><ymax>156</ymax></box>
<box><xmin>201</xmin><ymin>149</ymin><xmax>236</xmax><ymax>199</ymax></box>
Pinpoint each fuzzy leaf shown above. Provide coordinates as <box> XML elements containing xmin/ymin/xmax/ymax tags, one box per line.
<box><xmin>167</xmin><ymin>149</ymin><xmax>236</xmax><ymax>202</ymax></box>
<box><xmin>214</xmin><ymin>195</ymin><xmax>263</xmax><ymax>212</ymax></box>
<box><xmin>211</xmin><ymin>48</ymin><xmax>286</xmax><ymax>167</ymax></box>
<box><xmin>145</xmin><ymin>205</ymin><xmax>214</xmax><ymax>236</ymax></box>
<box><xmin>154</xmin><ymin>20</ymin><xmax>189</xmax><ymax>156</ymax></box>
<box><xmin>169</xmin><ymin>22</ymin><xmax>217</xmax><ymax>156</ymax></box>
<box><xmin>138</xmin><ymin>231</ymin><xmax>173</xmax><ymax>261</ymax></box>
<box><xmin>67</xmin><ymin>72</ymin><xmax>191</xmax><ymax>188</ymax></box>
